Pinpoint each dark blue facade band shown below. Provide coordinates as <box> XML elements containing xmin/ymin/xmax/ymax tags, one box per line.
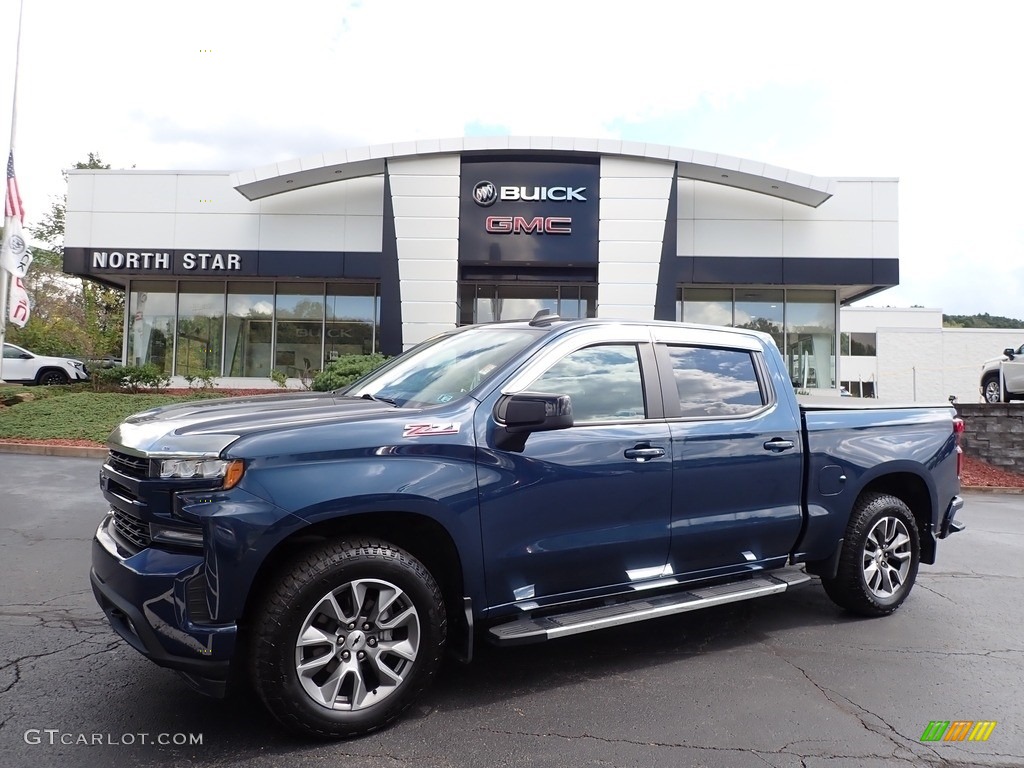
<box><xmin>653</xmin><ymin>171</ymin><xmax>680</xmax><ymax>321</ymax></box>
<box><xmin>378</xmin><ymin>163</ymin><xmax>403</xmax><ymax>356</ymax></box>
<box><xmin>667</xmin><ymin>256</ymin><xmax>899</xmax><ymax>289</ymax></box>
<box><xmin>63</xmin><ymin>247</ymin><xmax>384</xmax><ymax>281</ymax></box>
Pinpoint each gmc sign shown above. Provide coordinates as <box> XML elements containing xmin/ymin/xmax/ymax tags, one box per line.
<box><xmin>485</xmin><ymin>216</ymin><xmax>572</xmax><ymax>234</ymax></box>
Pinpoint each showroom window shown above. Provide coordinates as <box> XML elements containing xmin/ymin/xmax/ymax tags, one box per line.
<box><xmin>458</xmin><ymin>284</ymin><xmax>597</xmax><ymax>325</ymax></box>
<box><xmin>226</xmin><ymin>282</ymin><xmax>273</xmax><ymax>377</ymax></box>
<box><xmin>127</xmin><ymin>281</ymin><xmax>177</xmax><ymax>374</ymax></box>
<box><xmin>325</xmin><ymin>283</ymin><xmax>380</xmax><ymax>365</ymax></box>
<box><xmin>176</xmin><ymin>282</ymin><xmax>226</xmax><ymax>377</ymax></box>
<box><xmin>678</xmin><ymin>287</ymin><xmax>837</xmax><ymax>390</ymax></box>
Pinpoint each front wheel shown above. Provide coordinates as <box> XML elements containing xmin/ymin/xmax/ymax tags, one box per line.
<box><xmin>821</xmin><ymin>493</ymin><xmax>920</xmax><ymax>616</ymax></box>
<box><xmin>37</xmin><ymin>369</ymin><xmax>69</xmax><ymax>386</ymax></box>
<box><xmin>982</xmin><ymin>374</ymin><xmax>1004</xmax><ymax>403</ymax></box>
<box><xmin>249</xmin><ymin>539</ymin><xmax>447</xmax><ymax>739</ymax></box>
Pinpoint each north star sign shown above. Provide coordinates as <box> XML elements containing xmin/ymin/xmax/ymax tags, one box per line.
<box><xmin>91</xmin><ymin>251</ymin><xmax>243</xmax><ymax>270</ymax></box>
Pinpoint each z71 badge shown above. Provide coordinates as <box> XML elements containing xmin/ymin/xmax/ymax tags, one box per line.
<box><xmin>403</xmin><ymin>423</ymin><xmax>460</xmax><ymax>438</ymax></box>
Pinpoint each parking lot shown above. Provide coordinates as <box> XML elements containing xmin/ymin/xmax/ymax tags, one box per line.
<box><xmin>1</xmin><ymin>453</ymin><xmax>1021</xmax><ymax>768</ymax></box>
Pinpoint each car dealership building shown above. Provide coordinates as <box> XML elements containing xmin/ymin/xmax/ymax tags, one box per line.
<box><xmin>62</xmin><ymin>137</ymin><xmax>899</xmax><ymax>388</ymax></box>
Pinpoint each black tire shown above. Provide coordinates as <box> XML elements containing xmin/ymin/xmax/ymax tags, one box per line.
<box><xmin>249</xmin><ymin>539</ymin><xmax>446</xmax><ymax>739</ymax></box>
<box><xmin>982</xmin><ymin>374</ymin><xmax>1004</xmax><ymax>404</ymax></box>
<box><xmin>821</xmin><ymin>493</ymin><xmax>920</xmax><ymax>616</ymax></box>
<box><xmin>37</xmin><ymin>369</ymin><xmax>69</xmax><ymax>386</ymax></box>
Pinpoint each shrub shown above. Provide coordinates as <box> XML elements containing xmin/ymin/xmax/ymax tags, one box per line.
<box><xmin>312</xmin><ymin>354</ymin><xmax>389</xmax><ymax>392</ymax></box>
<box><xmin>184</xmin><ymin>369</ymin><xmax>218</xmax><ymax>390</ymax></box>
<box><xmin>269</xmin><ymin>369</ymin><xmax>289</xmax><ymax>388</ymax></box>
<box><xmin>92</xmin><ymin>364</ymin><xmax>171</xmax><ymax>394</ymax></box>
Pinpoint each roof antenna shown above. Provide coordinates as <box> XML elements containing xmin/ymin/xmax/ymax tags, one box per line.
<box><xmin>529</xmin><ymin>308</ymin><xmax>561</xmax><ymax>327</ymax></box>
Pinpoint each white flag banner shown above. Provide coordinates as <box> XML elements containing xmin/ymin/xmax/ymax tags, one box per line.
<box><xmin>8</xmin><ymin>275</ymin><xmax>30</xmax><ymax>327</ymax></box>
<box><xmin>1</xmin><ymin>216</ymin><xmax>33</xmax><ymax>278</ymax></box>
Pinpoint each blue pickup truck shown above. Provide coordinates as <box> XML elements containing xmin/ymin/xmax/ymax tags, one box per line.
<box><xmin>91</xmin><ymin>313</ymin><xmax>965</xmax><ymax>738</ymax></box>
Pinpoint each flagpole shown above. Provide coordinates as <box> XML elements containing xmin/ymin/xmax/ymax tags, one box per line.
<box><xmin>0</xmin><ymin>0</ymin><xmax>26</xmax><ymax>383</ymax></box>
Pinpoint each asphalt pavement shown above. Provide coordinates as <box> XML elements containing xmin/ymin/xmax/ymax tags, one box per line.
<box><xmin>0</xmin><ymin>453</ymin><xmax>1021</xmax><ymax>768</ymax></box>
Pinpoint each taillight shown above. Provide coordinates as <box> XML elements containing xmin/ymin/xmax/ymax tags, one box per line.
<box><xmin>953</xmin><ymin>417</ymin><xmax>965</xmax><ymax>480</ymax></box>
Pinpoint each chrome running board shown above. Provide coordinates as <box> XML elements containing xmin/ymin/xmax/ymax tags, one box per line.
<box><xmin>488</xmin><ymin>567</ymin><xmax>810</xmax><ymax>646</ymax></box>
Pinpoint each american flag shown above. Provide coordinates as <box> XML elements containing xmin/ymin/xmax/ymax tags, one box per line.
<box><xmin>6</xmin><ymin>151</ymin><xmax>24</xmax><ymax>223</ymax></box>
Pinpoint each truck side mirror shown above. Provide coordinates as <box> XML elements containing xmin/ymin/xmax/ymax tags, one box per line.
<box><xmin>493</xmin><ymin>392</ymin><xmax>573</xmax><ymax>451</ymax></box>
<box><xmin>1004</xmin><ymin>348</ymin><xmax>1016</xmax><ymax>360</ymax></box>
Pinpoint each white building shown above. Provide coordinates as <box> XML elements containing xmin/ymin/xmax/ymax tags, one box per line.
<box><xmin>62</xmin><ymin>137</ymin><xmax>899</xmax><ymax>387</ymax></box>
<box><xmin>839</xmin><ymin>306</ymin><xmax>1023</xmax><ymax>402</ymax></box>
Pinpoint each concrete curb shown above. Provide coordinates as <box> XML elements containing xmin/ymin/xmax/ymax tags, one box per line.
<box><xmin>1</xmin><ymin>441</ymin><xmax>1023</xmax><ymax>494</ymax></box>
<box><xmin>0</xmin><ymin>442</ymin><xmax>107</xmax><ymax>459</ymax></box>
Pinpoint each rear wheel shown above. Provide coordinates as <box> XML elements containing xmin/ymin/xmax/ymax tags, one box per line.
<box><xmin>37</xmin><ymin>369</ymin><xmax>69</xmax><ymax>386</ymax></box>
<box><xmin>249</xmin><ymin>539</ymin><xmax>446</xmax><ymax>739</ymax></box>
<box><xmin>982</xmin><ymin>374</ymin><xmax>1004</xmax><ymax>403</ymax></box>
<box><xmin>821</xmin><ymin>493</ymin><xmax>920</xmax><ymax>616</ymax></box>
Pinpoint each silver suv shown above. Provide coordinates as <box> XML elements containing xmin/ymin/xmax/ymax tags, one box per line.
<box><xmin>1</xmin><ymin>343</ymin><xmax>89</xmax><ymax>385</ymax></box>
<box><xmin>980</xmin><ymin>344</ymin><xmax>1024</xmax><ymax>403</ymax></box>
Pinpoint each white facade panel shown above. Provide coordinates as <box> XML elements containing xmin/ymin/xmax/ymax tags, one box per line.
<box><xmin>63</xmin><ymin>211</ymin><xmax>93</xmax><ymax>247</ymax></box>
<box><xmin>343</xmin><ymin>176</ymin><xmax>386</xmax><ymax>215</ymax></box>
<box><xmin>782</xmin><ymin>220</ymin><xmax>873</xmax><ymax>258</ymax></box>
<box><xmin>676</xmin><ymin>220</ymin><xmax>695</xmax><ymax>257</ymax></box>
<box><xmin>601</xmin><ymin>177</ymin><xmax>675</xmax><ymax>199</ymax></box>
<box><xmin>693</xmin><ymin>220</ymin><xmax>783</xmax><ymax>257</ymax></box>
<box><xmin>400</xmin><ymin>302</ymin><xmax>459</xmax><ymax>324</ymax></box>
<box><xmin>394</xmin><ymin>238</ymin><xmax>459</xmax><ymax>260</ymax></box>
<box><xmin>393</xmin><ymin>217</ymin><xmax>459</xmax><ymax>240</ymax></box>
<box><xmin>873</xmin><ymin>221</ymin><xmax>899</xmax><ymax>259</ymax></box>
<box><xmin>257</xmin><ymin>214</ymin><xmax>347</xmax><ymax>250</ymax></box>
<box><xmin>175</xmin><ymin>175</ymin><xmax>255</xmax><ymax>214</ymax></box>
<box><xmin>92</xmin><ymin>174</ymin><xmax>178</xmax><ymax>213</ymax></box>
<box><xmin>391</xmin><ymin>196</ymin><xmax>459</xmax><ymax>218</ymax></box>
<box><xmin>399</xmin><ymin>281</ymin><xmax>457</xmax><ymax>303</ymax></box>
<box><xmin>388</xmin><ymin>155</ymin><xmax>460</xmax><ymax>176</ymax></box>
<box><xmin>600</xmin><ymin>198</ymin><xmax>671</xmax><ymax>221</ymax></box>
<box><xmin>676</xmin><ymin>179</ymin><xmax>696</xmax><ymax>219</ymax></box>
<box><xmin>173</xmin><ymin>214</ymin><xmax>260</xmax><ymax>250</ymax></box>
<box><xmin>601</xmin><ymin>156</ymin><xmax>675</xmax><ymax>178</ymax></box>
<box><xmin>694</xmin><ymin>183</ymin><xmax>784</xmax><ymax>220</ymax></box>
<box><xmin>344</xmin><ymin>216</ymin><xmax>384</xmax><ymax>251</ymax></box>
<box><xmin>596</xmin><ymin>304</ymin><xmax>656</xmax><ymax>321</ymax></box>
<box><xmin>397</xmin><ymin>259</ymin><xmax>459</xmax><ymax>282</ymax></box>
<box><xmin>783</xmin><ymin>180</ymin><xmax>873</xmax><ymax>221</ymax></box>
<box><xmin>66</xmin><ymin>174</ymin><xmax>94</xmax><ymax>212</ymax></box>
<box><xmin>872</xmin><ymin>181</ymin><xmax>899</xmax><ymax>221</ymax></box>
<box><xmin>599</xmin><ymin>261</ymin><xmax>661</xmax><ymax>284</ymax></box>
<box><xmin>387</xmin><ymin>175</ymin><xmax>460</xmax><ymax>198</ymax></box>
<box><xmin>91</xmin><ymin>212</ymin><xmax>176</xmax><ymax>244</ymax></box>
<box><xmin>599</xmin><ymin>219</ymin><xmax>668</xmax><ymax>242</ymax></box>
<box><xmin>598</xmin><ymin>241</ymin><xmax>664</xmax><ymax>263</ymax></box>
<box><xmin>598</xmin><ymin>283</ymin><xmax>657</xmax><ymax>306</ymax></box>
<box><xmin>258</xmin><ymin>182</ymin><xmax>348</xmax><ymax>216</ymax></box>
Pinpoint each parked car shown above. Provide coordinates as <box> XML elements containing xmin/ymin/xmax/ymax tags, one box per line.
<box><xmin>1</xmin><ymin>343</ymin><xmax>89</xmax><ymax>385</ymax></box>
<box><xmin>91</xmin><ymin>314</ymin><xmax>965</xmax><ymax>738</ymax></box>
<box><xmin>980</xmin><ymin>344</ymin><xmax>1024</xmax><ymax>403</ymax></box>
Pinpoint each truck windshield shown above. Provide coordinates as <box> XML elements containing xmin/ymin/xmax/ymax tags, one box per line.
<box><xmin>346</xmin><ymin>327</ymin><xmax>541</xmax><ymax>407</ymax></box>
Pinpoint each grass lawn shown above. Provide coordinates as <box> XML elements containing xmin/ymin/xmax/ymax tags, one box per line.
<box><xmin>0</xmin><ymin>386</ymin><xmax>254</xmax><ymax>444</ymax></box>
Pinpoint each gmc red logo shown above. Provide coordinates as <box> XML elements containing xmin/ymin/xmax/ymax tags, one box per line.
<box><xmin>485</xmin><ymin>216</ymin><xmax>572</xmax><ymax>235</ymax></box>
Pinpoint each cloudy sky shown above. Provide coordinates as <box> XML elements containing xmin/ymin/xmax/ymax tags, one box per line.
<box><xmin>1</xmin><ymin>0</ymin><xmax>1021</xmax><ymax>317</ymax></box>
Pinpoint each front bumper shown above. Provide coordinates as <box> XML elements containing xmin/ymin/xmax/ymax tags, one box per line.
<box><xmin>90</xmin><ymin>513</ymin><xmax>236</xmax><ymax>697</ymax></box>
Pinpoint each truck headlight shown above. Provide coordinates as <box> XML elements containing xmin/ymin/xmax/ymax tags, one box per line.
<box><xmin>159</xmin><ymin>457</ymin><xmax>245</xmax><ymax>488</ymax></box>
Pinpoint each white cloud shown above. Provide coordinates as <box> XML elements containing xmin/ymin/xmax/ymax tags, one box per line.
<box><xmin>1</xmin><ymin>0</ymin><xmax>1021</xmax><ymax>317</ymax></box>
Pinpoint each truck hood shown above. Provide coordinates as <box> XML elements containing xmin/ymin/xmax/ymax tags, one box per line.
<box><xmin>108</xmin><ymin>392</ymin><xmax>398</xmax><ymax>457</ymax></box>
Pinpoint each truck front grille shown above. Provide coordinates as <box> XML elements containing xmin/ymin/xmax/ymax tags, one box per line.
<box><xmin>111</xmin><ymin>508</ymin><xmax>151</xmax><ymax>552</ymax></box>
<box><xmin>107</xmin><ymin>450</ymin><xmax>150</xmax><ymax>479</ymax></box>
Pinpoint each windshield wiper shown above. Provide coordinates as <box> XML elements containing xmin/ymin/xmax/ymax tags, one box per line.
<box><xmin>359</xmin><ymin>392</ymin><xmax>399</xmax><ymax>406</ymax></box>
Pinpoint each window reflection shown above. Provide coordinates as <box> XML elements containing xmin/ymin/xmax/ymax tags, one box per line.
<box><xmin>325</xmin><ymin>283</ymin><xmax>379</xmax><ymax>365</ymax></box>
<box><xmin>176</xmin><ymin>282</ymin><xmax>225</xmax><ymax>377</ymax></box>
<box><xmin>531</xmin><ymin>344</ymin><xmax>646</xmax><ymax>422</ymax></box>
<box><xmin>275</xmin><ymin>285</ymin><xmax>325</xmax><ymax>377</ymax></box>
<box><xmin>458</xmin><ymin>284</ymin><xmax>596</xmax><ymax>324</ymax></box>
<box><xmin>226</xmin><ymin>283</ymin><xmax>273</xmax><ymax>377</ymax></box>
<box><xmin>127</xmin><ymin>281</ymin><xmax>176</xmax><ymax>374</ymax></box>
<box><xmin>667</xmin><ymin>346</ymin><xmax>764</xmax><ymax>417</ymax></box>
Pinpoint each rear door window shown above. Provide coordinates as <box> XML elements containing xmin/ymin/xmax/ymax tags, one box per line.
<box><xmin>665</xmin><ymin>346</ymin><xmax>766</xmax><ymax>417</ymax></box>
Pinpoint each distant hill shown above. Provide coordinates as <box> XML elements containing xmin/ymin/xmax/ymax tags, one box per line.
<box><xmin>943</xmin><ymin>313</ymin><xmax>1024</xmax><ymax>329</ymax></box>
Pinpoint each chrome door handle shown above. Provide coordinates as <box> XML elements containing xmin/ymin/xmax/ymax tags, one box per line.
<box><xmin>763</xmin><ymin>439</ymin><xmax>795</xmax><ymax>452</ymax></box>
<box><xmin>624</xmin><ymin>447</ymin><xmax>665</xmax><ymax>462</ymax></box>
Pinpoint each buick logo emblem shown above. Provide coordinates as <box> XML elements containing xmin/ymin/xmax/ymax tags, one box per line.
<box><xmin>472</xmin><ymin>180</ymin><xmax>498</xmax><ymax>207</ymax></box>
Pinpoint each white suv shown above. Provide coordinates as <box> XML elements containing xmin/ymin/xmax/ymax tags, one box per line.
<box><xmin>2</xmin><ymin>343</ymin><xmax>89</xmax><ymax>385</ymax></box>
<box><xmin>980</xmin><ymin>344</ymin><xmax>1024</xmax><ymax>403</ymax></box>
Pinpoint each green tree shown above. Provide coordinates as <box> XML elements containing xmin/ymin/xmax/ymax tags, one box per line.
<box><xmin>7</xmin><ymin>153</ymin><xmax>124</xmax><ymax>359</ymax></box>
